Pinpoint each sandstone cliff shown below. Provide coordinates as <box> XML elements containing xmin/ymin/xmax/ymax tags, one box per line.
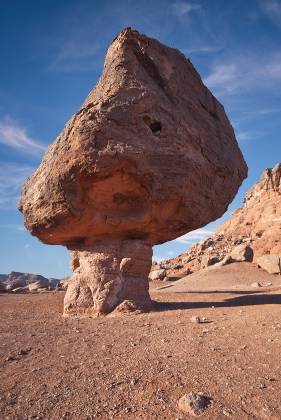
<box><xmin>155</xmin><ymin>163</ymin><xmax>281</xmax><ymax>278</ymax></box>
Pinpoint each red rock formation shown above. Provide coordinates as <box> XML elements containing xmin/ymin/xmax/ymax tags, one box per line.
<box><xmin>217</xmin><ymin>163</ymin><xmax>281</xmax><ymax>258</ymax></box>
<box><xmin>158</xmin><ymin>163</ymin><xmax>281</xmax><ymax>278</ymax></box>
<box><xmin>19</xmin><ymin>28</ymin><xmax>247</xmax><ymax>316</ymax></box>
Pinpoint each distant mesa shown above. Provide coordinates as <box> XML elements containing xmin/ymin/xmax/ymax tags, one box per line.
<box><xmin>151</xmin><ymin>163</ymin><xmax>281</xmax><ymax>280</ymax></box>
<box><xmin>0</xmin><ymin>271</ymin><xmax>60</xmax><ymax>293</ymax></box>
<box><xmin>18</xmin><ymin>28</ymin><xmax>247</xmax><ymax>316</ymax></box>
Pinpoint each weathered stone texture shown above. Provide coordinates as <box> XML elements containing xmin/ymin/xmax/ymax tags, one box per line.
<box><xmin>19</xmin><ymin>28</ymin><xmax>247</xmax><ymax>315</ymax></box>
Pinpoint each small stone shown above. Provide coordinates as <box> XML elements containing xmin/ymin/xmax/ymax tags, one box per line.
<box><xmin>251</xmin><ymin>282</ymin><xmax>262</xmax><ymax>288</ymax></box>
<box><xmin>5</xmin><ymin>355</ymin><xmax>16</xmax><ymax>362</ymax></box>
<box><xmin>191</xmin><ymin>316</ymin><xmax>201</xmax><ymax>324</ymax></box>
<box><xmin>18</xmin><ymin>347</ymin><xmax>31</xmax><ymax>356</ymax></box>
<box><xmin>178</xmin><ymin>391</ymin><xmax>212</xmax><ymax>416</ymax></box>
<box><xmin>223</xmin><ymin>408</ymin><xmax>234</xmax><ymax>417</ymax></box>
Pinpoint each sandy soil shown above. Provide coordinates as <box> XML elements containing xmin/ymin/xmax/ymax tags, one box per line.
<box><xmin>1</xmin><ymin>263</ymin><xmax>281</xmax><ymax>419</ymax></box>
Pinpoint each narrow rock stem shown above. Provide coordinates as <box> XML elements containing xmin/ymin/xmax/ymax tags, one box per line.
<box><xmin>64</xmin><ymin>239</ymin><xmax>152</xmax><ymax>316</ymax></box>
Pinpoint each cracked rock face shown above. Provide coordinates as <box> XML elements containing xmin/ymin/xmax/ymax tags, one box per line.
<box><xmin>19</xmin><ymin>28</ymin><xmax>247</xmax><ymax>316</ymax></box>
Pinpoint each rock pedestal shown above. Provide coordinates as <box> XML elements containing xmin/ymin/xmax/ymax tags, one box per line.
<box><xmin>64</xmin><ymin>240</ymin><xmax>152</xmax><ymax>316</ymax></box>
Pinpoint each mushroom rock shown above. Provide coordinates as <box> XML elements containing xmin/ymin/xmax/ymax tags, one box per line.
<box><xmin>19</xmin><ymin>28</ymin><xmax>247</xmax><ymax>316</ymax></box>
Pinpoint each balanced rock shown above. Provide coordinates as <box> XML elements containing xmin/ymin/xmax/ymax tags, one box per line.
<box><xmin>19</xmin><ymin>28</ymin><xmax>247</xmax><ymax>316</ymax></box>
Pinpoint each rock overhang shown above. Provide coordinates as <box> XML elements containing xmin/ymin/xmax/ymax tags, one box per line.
<box><xmin>19</xmin><ymin>28</ymin><xmax>247</xmax><ymax>248</ymax></box>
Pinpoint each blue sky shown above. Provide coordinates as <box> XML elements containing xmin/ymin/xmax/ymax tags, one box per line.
<box><xmin>0</xmin><ymin>0</ymin><xmax>280</xmax><ymax>278</ymax></box>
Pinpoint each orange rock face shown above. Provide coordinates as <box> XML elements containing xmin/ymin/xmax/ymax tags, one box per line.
<box><xmin>19</xmin><ymin>28</ymin><xmax>247</xmax><ymax>315</ymax></box>
<box><xmin>159</xmin><ymin>163</ymin><xmax>281</xmax><ymax>278</ymax></box>
<box><xmin>217</xmin><ymin>163</ymin><xmax>281</xmax><ymax>258</ymax></box>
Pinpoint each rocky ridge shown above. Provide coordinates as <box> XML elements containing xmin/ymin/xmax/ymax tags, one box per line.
<box><xmin>0</xmin><ymin>272</ymin><xmax>60</xmax><ymax>293</ymax></box>
<box><xmin>152</xmin><ymin>163</ymin><xmax>281</xmax><ymax>279</ymax></box>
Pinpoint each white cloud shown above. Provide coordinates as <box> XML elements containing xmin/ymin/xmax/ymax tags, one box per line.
<box><xmin>204</xmin><ymin>63</ymin><xmax>239</xmax><ymax>93</ymax></box>
<box><xmin>254</xmin><ymin>107</ymin><xmax>281</xmax><ymax>115</ymax></box>
<box><xmin>49</xmin><ymin>40</ymin><xmax>101</xmax><ymax>72</ymax></box>
<box><xmin>176</xmin><ymin>228</ymin><xmax>213</xmax><ymax>244</ymax></box>
<box><xmin>167</xmin><ymin>250</ymin><xmax>176</xmax><ymax>257</ymax></box>
<box><xmin>0</xmin><ymin>116</ymin><xmax>45</xmax><ymax>154</ymax></box>
<box><xmin>172</xmin><ymin>2</ymin><xmax>201</xmax><ymax>17</ymax></box>
<box><xmin>0</xmin><ymin>164</ymin><xmax>34</xmax><ymax>210</ymax></box>
<box><xmin>235</xmin><ymin>131</ymin><xmax>254</xmax><ymax>142</ymax></box>
<box><xmin>204</xmin><ymin>53</ymin><xmax>281</xmax><ymax>96</ymax></box>
<box><xmin>185</xmin><ymin>44</ymin><xmax>224</xmax><ymax>55</ymax></box>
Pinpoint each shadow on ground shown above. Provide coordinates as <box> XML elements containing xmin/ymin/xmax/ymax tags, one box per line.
<box><xmin>153</xmin><ymin>293</ymin><xmax>281</xmax><ymax>312</ymax></box>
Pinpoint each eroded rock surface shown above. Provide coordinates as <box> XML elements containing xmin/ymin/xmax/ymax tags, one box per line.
<box><xmin>157</xmin><ymin>163</ymin><xmax>281</xmax><ymax>278</ymax></box>
<box><xmin>19</xmin><ymin>28</ymin><xmax>247</xmax><ymax>316</ymax></box>
<box><xmin>64</xmin><ymin>240</ymin><xmax>152</xmax><ymax>316</ymax></box>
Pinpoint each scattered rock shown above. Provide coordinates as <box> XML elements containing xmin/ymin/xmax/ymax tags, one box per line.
<box><xmin>229</xmin><ymin>244</ymin><xmax>253</xmax><ymax>263</ymax></box>
<box><xmin>111</xmin><ymin>299</ymin><xmax>146</xmax><ymax>315</ymax></box>
<box><xmin>149</xmin><ymin>269</ymin><xmax>166</xmax><ymax>281</ymax></box>
<box><xmin>12</xmin><ymin>286</ymin><xmax>29</xmax><ymax>294</ymax></box>
<box><xmin>200</xmin><ymin>255</ymin><xmax>220</xmax><ymax>269</ymax></box>
<box><xmin>256</xmin><ymin>254</ymin><xmax>281</xmax><ymax>275</ymax></box>
<box><xmin>223</xmin><ymin>408</ymin><xmax>234</xmax><ymax>417</ymax></box>
<box><xmin>178</xmin><ymin>391</ymin><xmax>212</xmax><ymax>416</ymax></box>
<box><xmin>190</xmin><ymin>316</ymin><xmax>209</xmax><ymax>324</ymax></box>
<box><xmin>191</xmin><ymin>316</ymin><xmax>201</xmax><ymax>324</ymax></box>
<box><xmin>251</xmin><ymin>282</ymin><xmax>262</xmax><ymax>288</ymax></box>
<box><xmin>56</xmin><ymin>277</ymin><xmax>71</xmax><ymax>291</ymax></box>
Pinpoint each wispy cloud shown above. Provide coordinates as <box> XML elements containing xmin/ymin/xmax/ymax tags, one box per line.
<box><xmin>259</xmin><ymin>0</ymin><xmax>281</xmax><ymax>24</ymax></box>
<box><xmin>49</xmin><ymin>40</ymin><xmax>102</xmax><ymax>72</ymax></box>
<box><xmin>235</xmin><ymin>130</ymin><xmax>255</xmax><ymax>142</ymax></box>
<box><xmin>0</xmin><ymin>223</ymin><xmax>25</xmax><ymax>231</ymax></box>
<box><xmin>0</xmin><ymin>164</ymin><xmax>34</xmax><ymax>210</ymax></box>
<box><xmin>0</xmin><ymin>116</ymin><xmax>45</xmax><ymax>155</ymax></box>
<box><xmin>184</xmin><ymin>44</ymin><xmax>225</xmax><ymax>55</ymax></box>
<box><xmin>254</xmin><ymin>107</ymin><xmax>281</xmax><ymax>115</ymax></box>
<box><xmin>172</xmin><ymin>2</ymin><xmax>201</xmax><ymax>17</ymax></box>
<box><xmin>176</xmin><ymin>228</ymin><xmax>213</xmax><ymax>244</ymax></box>
<box><xmin>204</xmin><ymin>63</ymin><xmax>239</xmax><ymax>93</ymax></box>
<box><xmin>204</xmin><ymin>53</ymin><xmax>281</xmax><ymax>96</ymax></box>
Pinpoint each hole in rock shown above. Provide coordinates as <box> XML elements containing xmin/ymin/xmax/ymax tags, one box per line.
<box><xmin>149</xmin><ymin>121</ymin><xmax>162</xmax><ymax>133</ymax></box>
<box><xmin>143</xmin><ymin>116</ymin><xmax>162</xmax><ymax>134</ymax></box>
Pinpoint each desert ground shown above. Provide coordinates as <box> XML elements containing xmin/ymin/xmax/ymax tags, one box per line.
<box><xmin>1</xmin><ymin>263</ymin><xmax>281</xmax><ymax>419</ymax></box>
